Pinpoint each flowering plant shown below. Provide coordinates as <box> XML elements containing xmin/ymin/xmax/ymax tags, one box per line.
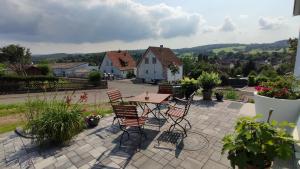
<box><xmin>255</xmin><ymin>76</ymin><xmax>300</xmax><ymax>99</ymax></box>
<box><xmin>85</xmin><ymin>113</ymin><xmax>102</xmax><ymax>128</ymax></box>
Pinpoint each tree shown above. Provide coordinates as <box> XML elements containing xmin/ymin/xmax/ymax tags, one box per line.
<box><xmin>0</xmin><ymin>44</ymin><xmax>31</xmax><ymax>76</ymax></box>
<box><xmin>168</xmin><ymin>62</ymin><xmax>180</xmax><ymax>82</ymax></box>
<box><xmin>37</xmin><ymin>64</ymin><xmax>51</xmax><ymax>75</ymax></box>
<box><xmin>242</xmin><ymin>60</ymin><xmax>257</xmax><ymax>77</ymax></box>
<box><xmin>181</xmin><ymin>55</ymin><xmax>196</xmax><ymax>76</ymax></box>
<box><xmin>288</xmin><ymin>38</ymin><xmax>298</xmax><ymax>70</ymax></box>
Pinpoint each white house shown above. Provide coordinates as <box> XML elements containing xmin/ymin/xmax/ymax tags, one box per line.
<box><xmin>51</xmin><ymin>62</ymin><xmax>96</xmax><ymax>78</ymax></box>
<box><xmin>100</xmin><ymin>51</ymin><xmax>136</xmax><ymax>78</ymax></box>
<box><xmin>137</xmin><ymin>45</ymin><xmax>183</xmax><ymax>83</ymax></box>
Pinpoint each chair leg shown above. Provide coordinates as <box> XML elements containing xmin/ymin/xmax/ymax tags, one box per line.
<box><xmin>183</xmin><ymin>118</ymin><xmax>192</xmax><ymax>129</ymax></box>
<box><xmin>119</xmin><ymin>126</ymin><xmax>129</xmax><ymax>148</ymax></box>
<box><xmin>112</xmin><ymin>116</ymin><xmax>117</xmax><ymax>125</ymax></box>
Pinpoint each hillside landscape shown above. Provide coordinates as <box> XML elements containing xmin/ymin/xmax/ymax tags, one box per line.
<box><xmin>32</xmin><ymin>40</ymin><xmax>289</xmax><ymax>64</ymax></box>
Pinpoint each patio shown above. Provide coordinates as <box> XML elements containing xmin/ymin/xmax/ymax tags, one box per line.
<box><xmin>0</xmin><ymin>98</ymin><xmax>296</xmax><ymax>169</ymax></box>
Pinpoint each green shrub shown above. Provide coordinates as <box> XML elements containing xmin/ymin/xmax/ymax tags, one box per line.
<box><xmin>126</xmin><ymin>71</ymin><xmax>135</xmax><ymax>79</ymax></box>
<box><xmin>37</xmin><ymin>64</ymin><xmax>51</xmax><ymax>75</ymax></box>
<box><xmin>25</xmin><ymin>93</ymin><xmax>87</xmax><ymax>145</ymax></box>
<box><xmin>198</xmin><ymin>71</ymin><xmax>221</xmax><ymax>90</ymax></box>
<box><xmin>88</xmin><ymin>71</ymin><xmax>101</xmax><ymax>86</ymax></box>
<box><xmin>0</xmin><ymin>75</ymin><xmax>58</xmax><ymax>82</ymax></box>
<box><xmin>224</xmin><ymin>89</ymin><xmax>239</xmax><ymax>100</ymax></box>
<box><xmin>248</xmin><ymin>70</ymin><xmax>257</xmax><ymax>76</ymax></box>
<box><xmin>255</xmin><ymin>75</ymin><xmax>268</xmax><ymax>85</ymax></box>
<box><xmin>248</xmin><ymin>75</ymin><xmax>256</xmax><ymax>86</ymax></box>
<box><xmin>222</xmin><ymin>116</ymin><xmax>294</xmax><ymax>169</ymax></box>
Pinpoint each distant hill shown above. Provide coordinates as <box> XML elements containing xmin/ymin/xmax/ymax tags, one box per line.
<box><xmin>32</xmin><ymin>40</ymin><xmax>289</xmax><ymax>63</ymax></box>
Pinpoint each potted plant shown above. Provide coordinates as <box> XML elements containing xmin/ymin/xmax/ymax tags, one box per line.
<box><xmin>85</xmin><ymin>114</ymin><xmax>102</xmax><ymax>128</ymax></box>
<box><xmin>222</xmin><ymin>115</ymin><xmax>294</xmax><ymax>169</ymax></box>
<box><xmin>254</xmin><ymin>75</ymin><xmax>300</xmax><ymax>124</ymax></box>
<box><xmin>215</xmin><ymin>90</ymin><xmax>223</xmax><ymax>101</ymax></box>
<box><xmin>198</xmin><ymin>71</ymin><xmax>221</xmax><ymax>100</ymax></box>
<box><xmin>180</xmin><ymin>77</ymin><xmax>198</xmax><ymax>99</ymax></box>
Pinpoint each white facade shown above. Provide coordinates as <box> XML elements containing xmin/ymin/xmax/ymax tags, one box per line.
<box><xmin>137</xmin><ymin>51</ymin><xmax>183</xmax><ymax>82</ymax></box>
<box><xmin>53</xmin><ymin>63</ymin><xmax>90</xmax><ymax>77</ymax></box>
<box><xmin>99</xmin><ymin>55</ymin><xmax>135</xmax><ymax>78</ymax></box>
<box><xmin>167</xmin><ymin>66</ymin><xmax>183</xmax><ymax>82</ymax></box>
<box><xmin>100</xmin><ymin>56</ymin><xmax>121</xmax><ymax>76</ymax></box>
<box><xmin>137</xmin><ymin>51</ymin><xmax>164</xmax><ymax>82</ymax></box>
<box><xmin>294</xmin><ymin>30</ymin><xmax>300</xmax><ymax>79</ymax></box>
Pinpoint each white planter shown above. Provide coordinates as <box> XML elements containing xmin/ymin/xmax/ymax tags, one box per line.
<box><xmin>254</xmin><ymin>92</ymin><xmax>300</xmax><ymax>123</ymax></box>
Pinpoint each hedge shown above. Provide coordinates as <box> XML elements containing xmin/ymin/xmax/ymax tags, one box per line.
<box><xmin>0</xmin><ymin>75</ymin><xmax>58</xmax><ymax>82</ymax></box>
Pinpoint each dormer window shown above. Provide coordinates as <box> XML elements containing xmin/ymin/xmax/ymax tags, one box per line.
<box><xmin>119</xmin><ymin>58</ymin><xmax>128</xmax><ymax>67</ymax></box>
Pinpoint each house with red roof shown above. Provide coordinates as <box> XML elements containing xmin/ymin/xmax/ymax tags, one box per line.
<box><xmin>137</xmin><ymin>45</ymin><xmax>183</xmax><ymax>83</ymax></box>
<box><xmin>100</xmin><ymin>50</ymin><xmax>136</xmax><ymax>78</ymax></box>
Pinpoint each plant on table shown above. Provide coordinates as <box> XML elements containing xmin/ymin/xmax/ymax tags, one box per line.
<box><xmin>255</xmin><ymin>75</ymin><xmax>300</xmax><ymax>100</ymax></box>
<box><xmin>198</xmin><ymin>71</ymin><xmax>221</xmax><ymax>100</ymax></box>
<box><xmin>25</xmin><ymin>92</ymin><xmax>88</xmax><ymax>145</ymax></box>
<box><xmin>222</xmin><ymin>115</ymin><xmax>295</xmax><ymax>169</ymax></box>
<box><xmin>180</xmin><ymin>77</ymin><xmax>198</xmax><ymax>99</ymax></box>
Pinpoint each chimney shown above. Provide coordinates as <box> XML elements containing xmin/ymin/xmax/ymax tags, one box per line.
<box><xmin>160</xmin><ymin>45</ymin><xmax>163</xmax><ymax>48</ymax></box>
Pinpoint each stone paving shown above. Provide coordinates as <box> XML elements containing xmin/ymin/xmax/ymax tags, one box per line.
<box><xmin>0</xmin><ymin>98</ymin><xmax>296</xmax><ymax>169</ymax></box>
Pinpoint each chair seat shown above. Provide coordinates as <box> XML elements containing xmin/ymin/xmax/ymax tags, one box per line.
<box><xmin>120</xmin><ymin>117</ymin><xmax>147</xmax><ymax>127</ymax></box>
<box><xmin>166</xmin><ymin>108</ymin><xmax>184</xmax><ymax>118</ymax></box>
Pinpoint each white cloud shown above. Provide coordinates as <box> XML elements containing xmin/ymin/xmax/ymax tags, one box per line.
<box><xmin>220</xmin><ymin>17</ymin><xmax>236</xmax><ymax>32</ymax></box>
<box><xmin>0</xmin><ymin>0</ymin><xmax>204</xmax><ymax>43</ymax></box>
<box><xmin>258</xmin><ymin>17</ymin><xmax>285</xmax><ymax>30</ymax></box>
<box><xmin>239</xmin><ymin>14</ymin><xmax>249</xmax><ymax>19</ymax></box>
<box><xmin>203</xmin><ymin>17</ymin><xmax>237</xmax><ymax>33</ymax></box>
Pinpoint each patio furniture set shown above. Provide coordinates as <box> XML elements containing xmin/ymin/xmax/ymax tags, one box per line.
<box><xmin>106</xmin><ymin>85</ymin><xmax>195</xmax><ymax>148</ymax></box>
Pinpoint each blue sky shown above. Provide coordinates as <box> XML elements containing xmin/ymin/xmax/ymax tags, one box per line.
<box><xmin>0</xmin><ymin>0</ymin><xmax>299</xmax><ymax>54</ymax></box>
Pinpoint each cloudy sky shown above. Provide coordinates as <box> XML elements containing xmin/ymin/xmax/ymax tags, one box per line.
<box><xmin>0</xmin><ymin>0</ymin><xmax>299</xmax><ymax>54</ymax></box>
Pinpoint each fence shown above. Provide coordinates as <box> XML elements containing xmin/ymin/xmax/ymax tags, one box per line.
<box><xmin>0</xmin><ymin>80</ymin><xmax>107</xmax><ymax>94</ymax></box>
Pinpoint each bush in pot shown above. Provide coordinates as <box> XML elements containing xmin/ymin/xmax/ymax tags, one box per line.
<box><xmin>198</xmin><ymin>71</ymin><xmax>221</xmax><ymax>100</ymax></box>
<box><xmin>85</xmin><ymin>113</ymin><xmax>102</xmax><ymax>128</ymax></box>
<box><xmin>222</xmin><ymin>115</ymin><xmax>295</xmax><ymax>169</ymax></box>
<box><xmin>215</xmin><ymin>90</ymin><xmax>223</xmax><ymax>101</ymax></box>
<box><xmin>180</xmin><ymin>77</ymin><xmax>198</xmax><ymax>99</ymax></box>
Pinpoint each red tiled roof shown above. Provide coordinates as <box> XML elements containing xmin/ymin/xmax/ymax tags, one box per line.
<box><xmin>106</xmin><ymin>51</ymin><xmax>136</xmax><ymax>70</ymax></box>
<box><xmin>140</xmin><ymin>46</ymin><xmax>182</xmax><ymax>68</ymax></box>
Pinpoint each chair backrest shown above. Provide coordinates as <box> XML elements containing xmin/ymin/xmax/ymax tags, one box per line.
<box><xmin>107</xmin><ymin>89</ymin><xmax>123</xmax><ymax>103</ymax></box>
<box><xmin>184</xmin><ymin>92</ymin><xmax>195</xmax><ymax>115</ymax></box>
<box><xmin>112</xmin><ymin>105</ymin><xmax>138</xmax><ymax>119</ymax></box>
<box><xmin>158</xmin><ymin>84</ymin><xmax>173</xmax><ymax>95</ymax></box>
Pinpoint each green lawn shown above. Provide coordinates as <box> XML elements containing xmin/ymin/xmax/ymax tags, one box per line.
<box><xmin>0</xmin><ymin>103</ymin><xmax>27</xmax><ymax>117</ymax></box>
<box><xmin>0</xmin><ymin>121</ymin><xmax>26</xmax><ymax>134</ymax></box>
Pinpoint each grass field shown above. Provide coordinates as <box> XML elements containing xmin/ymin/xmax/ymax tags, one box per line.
<box><xmin>0</xmin><ymin>102</ymin><xmax>113</xmax><ymax>134</ymax></box>
<box><xmin>213</xmin><ymin>46</ymin><xmax>246</xmax><ymax>53</ymax></box>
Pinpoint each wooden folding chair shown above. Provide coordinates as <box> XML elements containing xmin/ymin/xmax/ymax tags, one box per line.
<box><xmin>165</xmin><ymin>92</ymin><xmax>195</xmax><ymax>137</ymax></box>
<box><xmin>107</xmin><ymin>89</ymin><xmax>134</xmax><ymax>124</ymax></box>
<box><xmin>112</xmin><ymin>105</ymin><xmax>147</xmax><ymax>148</ymax></box>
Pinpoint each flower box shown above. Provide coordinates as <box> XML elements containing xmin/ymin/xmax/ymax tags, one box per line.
<box><xmin>254</xmin><ymin>92</ymin><xmax>300</xmax><ymax>124</ymax></box>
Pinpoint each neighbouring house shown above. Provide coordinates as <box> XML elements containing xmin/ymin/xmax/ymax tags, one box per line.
<box><xmin>137</xmin><ymin>45</ymin><xmax>183</xmax><ymax>83</ymax></box>
<box><xmin>99</xmin><ymin>51</ymin><xmax>136</xmax><ymax>78</ymax></box>
<box><xmin>24</xmin><ymin>65</ymin><xmax>43</xmax><ymax>76</ymax></box>
<box><xmin>50</xmin><ymin>62</ymin><xmax>96</xmax><ymax>78</ymax></box>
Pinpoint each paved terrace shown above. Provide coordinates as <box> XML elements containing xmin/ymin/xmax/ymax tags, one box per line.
<box><xmin>0</xmin><ymin>99</ymin><xmax>296</xmax><ymax>169</ymax></box>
